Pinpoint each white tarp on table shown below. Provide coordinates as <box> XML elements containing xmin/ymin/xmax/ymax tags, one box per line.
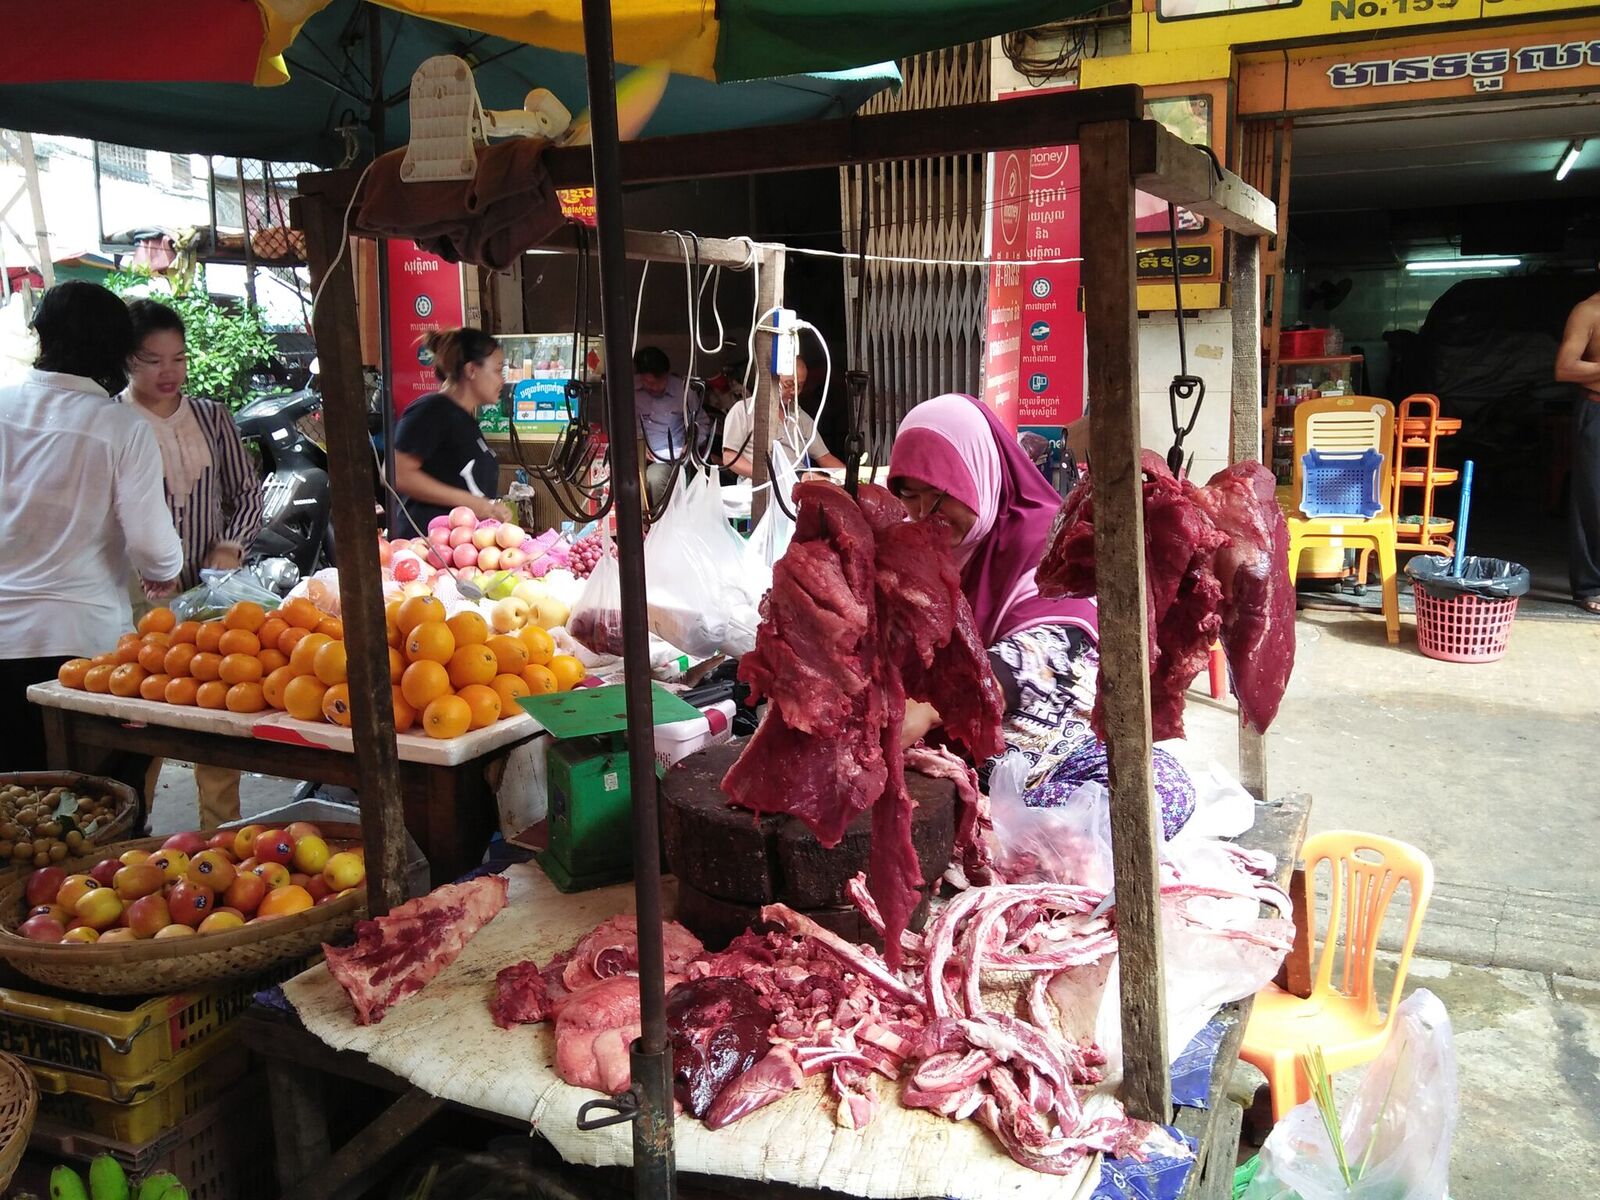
<box><xmin>282</xmin><ymin>864</ymin><xmax>1105</xmax><ymax>1200</ymax></box>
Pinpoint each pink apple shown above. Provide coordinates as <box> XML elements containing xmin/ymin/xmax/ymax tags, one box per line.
<box><xmin>449</xmin><ymin>505</ymin><xmax>477</xmax><ymax>528</ymax></box>
<box><xmin>163</xmin><ymin>831</ymin><xmax>209</xmax><ymax>857</ymax></box>
<box><xmin>471</xmin><ymin>526</ymin><xmax>498</xmax><ymax>551</ymax></box>
<box><xmin>428</xmin><ymin>526</ymin><xmax>452</xmax><ymax>547</ymax></box>
<box><xmin>428</xmin><ymin>514</ymin><xmax>452</xmax><ymax>532</ymax></box>
<box><xmin>477</xmin><ymin>546</ymin><xmax>502</xmax><ymax>571</ymax></box>
<box><xmin>448</xmin><ymin>526</ymin><xmax>475</xmax><ymax>549</ymax></box>
<box><xmin>500</xmin><ymin>548</ymin><xmax>526</xmax><ymax>570</ymax></box>
<box><xmin>494</xmin><ymin>523</ymin><xmax>526</xmax><ymax>549</ymax></box>
<box><xmin>392</xmin><ymin>555</ymin><xmax>423</xmax><ymax>583</ymax></box>
<box><xmin>453</xmin><ymin>567</ymin><xmax>477</xmax><ymax>582</ymax></box>
<box><xmin>451</xmin><ymin>542</ymin><xmax>478</xmax><ymax>568</ymax></box>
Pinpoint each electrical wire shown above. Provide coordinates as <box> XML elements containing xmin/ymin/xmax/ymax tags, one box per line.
<box><xmin>309</xmin><ymin>159</ymin><xmax>377</xmax><ymax>322</ymax></box>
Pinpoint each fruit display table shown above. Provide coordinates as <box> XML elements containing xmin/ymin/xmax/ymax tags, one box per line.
<box><xmin>26</xmin><ymin>683</ymin><xmax>539</xmax><ymax>886</ymax></box>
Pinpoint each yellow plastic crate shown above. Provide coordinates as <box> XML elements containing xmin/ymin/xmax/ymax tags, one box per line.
<box><xmin>31</xmin><ymin>1029</ymin><xmax>249</xmax><ymax>1144</ymax></box>
<box><xmin>0</xmin><ymin>955</ymin><xmax>314</xmax><ymax>1084</ymax></box>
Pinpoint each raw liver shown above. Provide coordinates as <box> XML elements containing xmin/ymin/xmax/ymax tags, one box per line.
<box><xmin>662</xmin><ymin>742</ymin><xmax>956</xmax><ymax>909</ymax></box>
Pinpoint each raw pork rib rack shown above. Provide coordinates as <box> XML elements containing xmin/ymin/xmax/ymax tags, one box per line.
<box><xmin>721</xmin><ymin>481</ymin><xmax>1004</xmax><ymax>966</ymax></box>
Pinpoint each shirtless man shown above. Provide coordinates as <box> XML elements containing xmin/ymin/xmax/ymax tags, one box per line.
<box><xmin>1555</xmin><ymin>286</ymin><xmax>1600</xmax><ymax>614</ymax></box>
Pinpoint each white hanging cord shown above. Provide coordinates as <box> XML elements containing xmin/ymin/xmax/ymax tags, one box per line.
<box><xmin>309</xmin><ymin>159</ymin><xmax>378</xmax><ymax>321</ymax></box>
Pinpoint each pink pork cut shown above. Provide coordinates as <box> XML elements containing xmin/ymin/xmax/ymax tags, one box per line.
<box><xmin>324</xmin><ymin>875</ymin><xmax>508</xmax><ymax>1026</ymax></box>
<box><xmin>493</xmin><ymin>917</ymin><xmax>705</xmax><ymax>1028</ymax></box>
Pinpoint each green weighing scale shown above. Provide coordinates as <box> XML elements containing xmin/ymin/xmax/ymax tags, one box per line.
<box><xmin>518</xmin><ymin>683</ymin><xmax>703</xmax><ymax>893</ymax></box>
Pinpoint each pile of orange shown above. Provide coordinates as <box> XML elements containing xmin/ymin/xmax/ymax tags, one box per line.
<box><xmin>56</xmin><ymin>595</ymin><xmax>585</xmax><ymax>741</ymax></box>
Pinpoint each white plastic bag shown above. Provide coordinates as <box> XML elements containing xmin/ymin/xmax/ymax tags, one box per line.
<box><xmin>1243</xmin><ymin>989</ymin><xmax>1457</xmax><ymax>1200</ymax></box>
<box><xmin>645</xmin><ymin>470</ymin><xmax>770</xmax><ymax>658</ymax></box>
<box><xmin>568</xmin><ymin>528</ymin><xmax>626</xmax><ymax>656</ymax></box>
<box><xmin>988</xmin><ymin>758</ymin><xmax>1119</xmax><ymax>892</ymax></box>
<box><xmin>748</xmin><ymin>442</ymin><xmax>800</xmax><ymax>568</ymax></box>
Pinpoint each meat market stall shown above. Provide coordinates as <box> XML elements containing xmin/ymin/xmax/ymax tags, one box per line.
<box><xmin>262</xmin><ymin>2</ymin><xmax>1304</xmax><ymax>1187</ymax></box>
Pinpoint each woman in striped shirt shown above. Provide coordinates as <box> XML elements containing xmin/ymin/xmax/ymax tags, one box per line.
<box><xmin>123</xmin><ymin>300</ymin><xmax>265</xmax><ymax>828</ymax></box>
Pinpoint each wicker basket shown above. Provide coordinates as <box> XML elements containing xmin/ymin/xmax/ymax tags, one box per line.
<box><xmin>0</xmin><ymin>772</ymin><xmax>139</xmax><ymax>850</ymax></box>
<box><xmin>0</xmin><ymin>825</ymin><xmax>367</xmax><ymax>996</ymax></box>
<box><xmin>0</xmin><ymin>1050</ymin><xmax>37</xmax><ymax>1191</ymax></box>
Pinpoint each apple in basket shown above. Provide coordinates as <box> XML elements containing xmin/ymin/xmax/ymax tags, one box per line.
<box><xmin>495</xmin><ymin>523</ymin><xmax>526</xmax><ymax>550</ymax></box>
<box><xmin>472</xmin><ymin>522</ymin><xmax>500</xmax><ymax>551</ymax></box>
<box><xmin>24</xmin><ymin>867</ymin><xmax>66</xmax><ymax>908</ymax></box>
<box><xmin>449</xmin><ymin>505</ymin><xmax>477</xmax><ymax>528</ymax></box>
<box><xmin>451</xmin><ymin>543</ymin><xmax>479</xmax><ymax>569</ymax></box>
<box><xmin>19</xmin><ymin>914</ymin><xmax>65</xmax><ymax>943</ymax></box>
<box><xmin>429</xmin><ymin>514</ymin><xmax>452</xmax><ymax>532</ymax></box>
<box><xmin>448</xmin><ymin>526</ymin><xmax>475</xmax><ymax>549</ymax></box>
<box><xmin>89</xmin><ymin>860</ymin><xmax>121</xmax><ymax>888</ymax></box>
<box><xmin>163</xmin><ymin>831</ymin><xmax>209</xmax><ymax>857</ymax></box>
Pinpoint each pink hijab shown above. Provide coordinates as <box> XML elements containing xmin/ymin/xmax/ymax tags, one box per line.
<box><xmin>888</xmin><ymin>394</ymin><xmax>1098</xmax><ymax>647</ymax></box>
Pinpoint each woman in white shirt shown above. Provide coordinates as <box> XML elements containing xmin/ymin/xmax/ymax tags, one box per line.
<box><xmin>0</xmin><ymin>283</ymin><xmax>183</xmax><ymax>770</ymax></box>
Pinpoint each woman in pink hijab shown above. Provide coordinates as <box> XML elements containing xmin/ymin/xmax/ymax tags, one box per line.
<box><xmin>887</xmin><ymin>395</ymin><xmax>1195</xmax><ymax>832</ymax></box>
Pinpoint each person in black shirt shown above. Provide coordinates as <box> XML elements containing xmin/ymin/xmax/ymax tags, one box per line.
<box><xmin>391</xmin><ymin>327</ymin><xmax>514</xmax><ymax>536</ymax></box>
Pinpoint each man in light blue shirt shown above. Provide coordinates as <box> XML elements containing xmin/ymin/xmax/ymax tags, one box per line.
<box><xmin>633</xmin><ymin>346</ymin><xmax>688</xmax><ymax>461</ymax></box>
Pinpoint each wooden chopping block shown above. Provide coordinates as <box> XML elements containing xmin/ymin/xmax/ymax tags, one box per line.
<box><xmin>661</xmin><ymin>742</ymin><xmax>957</xmax><ymax>908</ymax></box>
<box><xmin>677</xmin><ymin>878</ymin><xmax>932</xmax><ymax>953</ymax></box>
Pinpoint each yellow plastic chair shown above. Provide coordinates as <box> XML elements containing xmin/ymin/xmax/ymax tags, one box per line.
<box><xmin>1281</xmin><ymin>396</ymin><xmax>1401</xmax><ymax>644</ymax></box>
<box><xmin>1240</xmin><ymin>830</ymin><xmax>1434</xmax><ymax>1120</ymax></box>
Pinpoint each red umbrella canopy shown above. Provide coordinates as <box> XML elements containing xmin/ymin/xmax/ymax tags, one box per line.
<box><xmin>3</xmin><ymin>0</ymin><xmax>314</xmax><ymax>85</ymax></box>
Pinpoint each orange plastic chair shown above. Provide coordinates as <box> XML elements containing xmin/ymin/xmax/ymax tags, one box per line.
<box><xmin>1239</xmin><ymin>830</ymin><xmax>1434</xmax><ymax>1120</ymax></box>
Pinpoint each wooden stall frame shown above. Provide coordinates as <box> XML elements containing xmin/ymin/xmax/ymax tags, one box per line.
<box><xmin>294</xmin><ymin>76</ymin><xmax>1276</xmax><ymax>1177</ymax></box>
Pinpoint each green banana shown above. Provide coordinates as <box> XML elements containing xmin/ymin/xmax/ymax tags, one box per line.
<box><xmin>133</xmin><ymin>1174</ymin><xmax>180</xmax><ymax>1200</ymax></box>
<box><xmin>49</xmin><ymin>1166</ymin><xmax>89</xmax><ymax>1200</ymax></box>
<box><xmin>88</xmin><ymin>1156</ymin><xmax>130</xmax><ymax>1200</ymax></box>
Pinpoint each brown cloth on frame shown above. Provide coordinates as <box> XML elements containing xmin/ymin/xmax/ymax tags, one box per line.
<box><xmin>353</xmin><ymin>138</ymin><xmax>564</xmax><ymax>270</ymax></box>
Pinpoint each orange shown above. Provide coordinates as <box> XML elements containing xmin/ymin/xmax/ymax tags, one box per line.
<box><xmin>136</xmin><ymin>641</ymin><xmax>170</xmax><ymax>673</ymax></box>
<box><xmin>281</xmin><ymin>597</ymin><xmax>323</xmax><ymax>631</ymax></box>
<box><xmin>289</xmin><ymin>632</ymin><xmax>333</xmax><ymax>677</ymax></box>
<box><xmin>316</xmin><ymin>617</ymin><xmax>344</xmax><ymax>640</ymax></box>
<box><xmin>219</xmin><ymin>653</ymin><xmax>264</xmax><ymax>685</ymax></box>
<box><xmin>446</xmin><ymin>611</ymin><xmax>489</xmax><ymax>647</ymax></box>
<box><xmin>196</xmin><ymin>680</ymin><xmax>229</xmax><ymax>710</ymax></box>
<box><xmin>421</xmin><ymin>694</ymin><xmax>472</xmax><ymax>740</ymax></box>
<box><xmin>226</xmin><ymin>682</ymin><xmax>266</xmax><ymax>713</ymax></box>
<box><xmin>518</xmin><ymin>625</ymin><xmax>555</xmax><ymax>667</ymax></box>
<box><xmin>321</xmin><ymin>683</ymin><xmax>353</xmax><ymax>727</ymax></box>
<box><xmin>548</xmin><ymin>655</ymin><xmax>585</xmax><ymax>692</ymax></box>
<box><xmin>490</xmin><ymin>673</ymin><xmax>529</xmax><ymax>717</ymax></box>
<box><xmin>390</xmin><ymin>686</ymin><xmax>416</xmax><ymax>733</ymax></box>
<box><xmin>139</xmin><ymin>673</ymin><xmax>172</xmax><ymax>702</ymax></box>
<box><xmin>283</xmin><ymin>675</ymin><xmax>328</xmax><ymax>721</ymax></box>
<box><xmin>138</xmin><ymin>606</ymin><xmax>177</xmax><ymax>636</ymax></box>
<box><xmin>258</xmin><ymin>885</ymin><xmax>314</xmax><ymax>918</ymax></box>
<box><xmin>396</xmin><ymin>595</ymin><xmax>445</xmax><ymax>634</ymax></box>
<box><xmin>189</xmin><ymin>652</ymin><xmax>223</xmax><ymax>683</ymax></box>
<box><xmin>195</xmin><ymin>622</ymin><xmax>226</xmax><ymax>653</ymax></box>
<box><xmin>277</xmin><ymin>625</ymin><xmax>312</xmax><ymax>657</ymax></box>
<box><xmin>224</xmin><ymin>601</ymin><xmax>267</xmax><ymax>633</ymax></box>
<box><xmin>385</xmin><ymin>598</ymin><xmax>403</xmax><ymax>625</ymax></box>
<box><xmin>405</xmin><ymin>622</ymin><xmax>455</xmax><ymax>666</ymax></box>
<box><xmin>217</xmin><ymin>628</ymin><xmax>260</xmax><ymax>657</ymax></box>
<box><xmin>114</xmin><ymin>634</ymin><xmax>143</xmax><ymax>664</ymax></box>
<box><xmin>400</xmin><ymin>660</ymin><xmax>451</xmax><ymax>710</ymax></box>
<box><xmin>109</xmin><ymin>663</ymin><xmax>147</xmax><ymax>697</ymax></box>
<box><xmin>57</xmin><ymin>659</ymin><xmax>92</xmax><ymax>689</ymax></box>
<box><xmin>485</xmin><ymin>635</ymin><xmax>529</xmax><ymax>676</ymax></box>
<box><xmin>142</xmin><ymin>630</ymin><xmax>172</xmax><ymax>649</ymax></box>
<box><xmin>171</xmin><ymin>621</ymin><xmax>201</xmax><ymax>646</ymax></box>
<box><xmin>386</xmin><ymin>619</ymin><xmax>402</xmax><ymax>649</ymax></box>
<box><xmin>90</xmin><ymin>653</ymin><xmax>118</xmax><ymax>668</ymax></box>
<box><xmin>521</xmin><ymin>664</ymin><xmax>557</xmax><ymax>695</ymax></box>
<box><xmin>163</xmin><ymin>643</ymin><xmax>198</xmax><ymax>678</ymax></box>
<box><xmin>312</xmin><ymin>640</ymin><xmax>348</xmax><ymax>686</ymax></box>
<box><xmin>258</xmin><ymin>617</ymin><xmax>289</xmax><ymax>650</ymax></box>
<box><xmin>447</xmin><ymin>644</ymin><xmax>498</xmax><ymax>689</ymax></box>
<box><xmin>456</xmin><ymin>683</ymin><xmax>501</xmax><ymax>730</ymax></box>
<box><xmin>258</xmin><ymin>648</ymin><xmax>288</xmax><ymax>674</ymax></box>
<box><xmin>262</xmin><ymin>666</ymin><xmax>295</xmax><ymax>710</ymax></box>
<box><xmin>164</xmin><ymin>677</ymin><xmax>200</xmax><ymax>706</ymax></box>
<box><xmin>388</xmin><ymin>646</ymin><xmax>405</xmax><ymax>683</ymax></box>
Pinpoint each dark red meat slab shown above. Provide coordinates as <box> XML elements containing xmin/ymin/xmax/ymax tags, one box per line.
<box><xmin>666</xmin><ymin>977</ymin><xmax>771</xmax><ymax>1117</ymax></box>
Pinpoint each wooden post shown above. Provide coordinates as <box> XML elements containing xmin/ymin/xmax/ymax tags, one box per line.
<box><xmin>294</xmin><ymin>171</ymin><xmax>408</xmax><ymax>915</ymax></box>
<box><xmin>1080</xmin><ymin>120</ymin><xmax>1170</xmax><ymax>1122</ymax></box>
<box><xmin>1229</xmin><ymin>234</ymin><xmax>1269</xmax><ymax>802</ymax></box>
<box><xmin>749</xmin><ymin>244</ymin><xmax>785</xmax><ymax>524</ymax></box>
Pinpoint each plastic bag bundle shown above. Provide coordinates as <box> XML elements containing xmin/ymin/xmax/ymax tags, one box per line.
<box><xmin>169</xmin><ymin>567</ymin><xmax>281</xmax><ymax>621</ymax></box>
<box><xmin>568</xmin><ymin>527</ymin><xmax>626</xmax><ymax>656</ymax></box>
<box><xmin>1243</xmin><ymin>989</ymin><xmax>1457</xmax><ymax>1200</ymax></box>
<box><xmin>645</xmin><ymin>469</ymin><xmax>770</xmax><ymax>659</ymax></box>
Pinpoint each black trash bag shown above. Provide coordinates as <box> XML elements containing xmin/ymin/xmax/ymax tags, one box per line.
<box><xmin>1405</xmin><ymin>555</ymin><xmax>1531</xmax><ymax>599</ymax></box>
